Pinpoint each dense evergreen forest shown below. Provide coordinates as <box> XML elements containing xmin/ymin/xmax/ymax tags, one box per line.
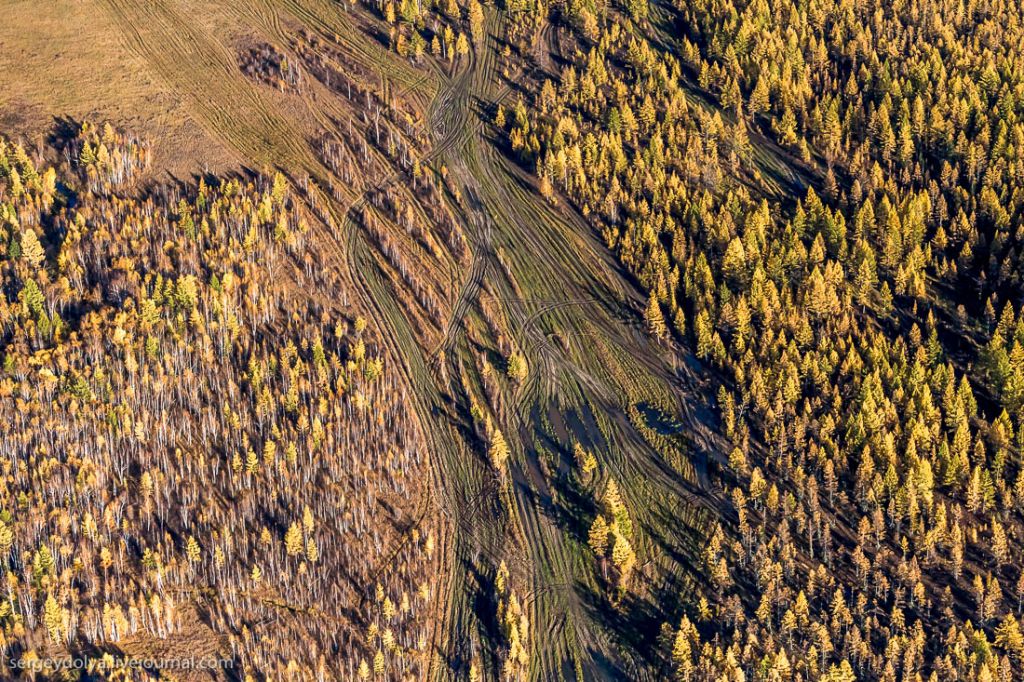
<box><xmin>488</xmin><ymin>0</ymin><xmax>1024</xmax><ymax>677</ymax></box>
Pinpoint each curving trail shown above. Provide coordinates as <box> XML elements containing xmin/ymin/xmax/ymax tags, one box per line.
<box><xmin>101</xmin><ymin>0</ymin><xmax>319</xmax><ymax>171</ymax></box>
<box><xmin>398</xmin><ymin>9</ymin><xmax>723</xmax><ymax>680</ymax></box>
<box><xmin>97</xmin><ymin>1</ymin><xmax>724</xmax><ymax>677</ymax></box>
<box><xmin>646</xmin><ymin>0</ymin><xmax>817</xmax><ymax>198</ymax></box>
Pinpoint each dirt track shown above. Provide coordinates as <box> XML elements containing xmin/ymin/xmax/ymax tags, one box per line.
<box><xmin>388</xmin><ymin>11</ymin><xmax>723</xmax><ymax>679</ymax></box>
<box><xmin>89</xmin><ymin>2</ymin><xmax>722</xmax><ymax>677</ymax></box>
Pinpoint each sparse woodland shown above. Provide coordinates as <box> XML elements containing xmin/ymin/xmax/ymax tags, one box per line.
<box><xmin>0</xmin><ymin>124</ymin><xmax>442</xmax><ymax>680</ymax></box>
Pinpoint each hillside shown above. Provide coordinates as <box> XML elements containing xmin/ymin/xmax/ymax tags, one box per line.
<box><xmin>1</xmin><ymin>0</ymin><xmax>1024</xmax><ymax>680</ymax></box>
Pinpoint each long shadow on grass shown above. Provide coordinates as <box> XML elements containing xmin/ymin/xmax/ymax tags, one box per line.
<box><xmin>577</xmin><ymin>576</ymin><xmax>671</xmax><ymax>676</ymax></box>
<box><xmin>444</xmin><ymin>558</ymin><xmax>505</xmax><ymax>679</ymax></box>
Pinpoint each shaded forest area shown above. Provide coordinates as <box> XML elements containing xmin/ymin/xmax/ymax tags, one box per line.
<box><xmin>476</xmin><ymin>0</ymin><xmax>1024</xmax><ymax>677</ymax></box>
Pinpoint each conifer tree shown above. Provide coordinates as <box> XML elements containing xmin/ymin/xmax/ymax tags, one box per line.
<box><xmin>285</xmin><ymin>522</ymin><xmax>304</xmax><ymax>557</ymax></box>
<box><xmin>645</xmin><ymin>292</ymin><xmax>666</xmax><ymax>339</ymax></box>
<box><xmin>20</xmin><ymin>229</ymin><xmax>44</xmax><ymax>270</ymax></box>
<box><xmin>489</xmin><ymin>429</ymin><xmax>510</xmax><ymax>470</ymax></box>
<box><xmin>588</xmin><ymin>515</ymin><xmax>610</xmax><ymax>556</ymax></box>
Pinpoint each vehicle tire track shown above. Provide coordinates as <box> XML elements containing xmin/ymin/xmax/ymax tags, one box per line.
<box><xmin>101</xmin><ymin>0</ymin><xmax>317</xmax><ymax>171</ymax></box>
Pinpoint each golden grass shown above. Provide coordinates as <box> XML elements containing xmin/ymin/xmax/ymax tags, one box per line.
<box><xmin>0</xmin><ymin>0</ymin><xmax>430</xmax><ymax>178</ymax></box>
<box><xmin>0</xmin><ymin>0</ymin><xmax>240</xmax><ymax>175</ymax></box>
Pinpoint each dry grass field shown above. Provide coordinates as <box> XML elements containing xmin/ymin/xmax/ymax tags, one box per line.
<box><xmin>0</xmin><ymin>0</ymin><xmax>238</xmax><ymax>174</ymax></box>
<box><xmin>1</xmin><ymin>0</ymin><xmax>429</xmax><ymax>177</ymax></box>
